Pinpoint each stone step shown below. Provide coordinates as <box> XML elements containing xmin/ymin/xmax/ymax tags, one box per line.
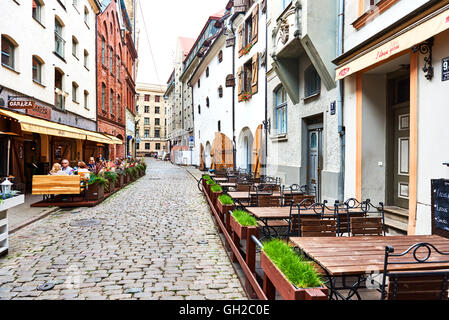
<box><xmin>384</xmin><ymin>217</ymin><xmax>408</xmax><ymax>235</ymax></box>
<box><xmin>384</xmin><ymin>206</ymin><xmax>409</xmax><ymax>224</ymax></box>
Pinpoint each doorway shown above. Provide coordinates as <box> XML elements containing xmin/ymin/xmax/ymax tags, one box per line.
<box><xmin>306</xmin><ymin>121</ymin><xmax>323</xmax><ymax>202</ymax></box>
<box><xmin>387</xmin><ymin>75</ymin><xmax>410</xmax><ymax>209</ymax></box>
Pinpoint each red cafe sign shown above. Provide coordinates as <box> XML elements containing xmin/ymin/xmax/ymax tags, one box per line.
<box><xmin>8</xmin><ymin>100</ymin><xmax>35</xmax><ymax>109</ymax></box>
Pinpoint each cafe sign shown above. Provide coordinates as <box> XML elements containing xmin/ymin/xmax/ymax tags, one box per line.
<box><xmin>8</xmin><ymin>99</ymin><xmax>35</xmax><ymax>109</ymax></box>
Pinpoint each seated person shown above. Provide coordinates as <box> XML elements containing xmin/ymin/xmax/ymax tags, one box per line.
<box><xmin>77</xmin><ymin>161</ymin><xmax>90</xmax><ymax>180</ymax></box>
<box><xmin>87</xmin><ymin>157</ymin><xmax>96</xmax><ymax>172</ymax></box>
<box><xmin>61</xmin><ymin>159</ymin><xmax>74</xmax><ymax>175</ymax></box>
<box><xmin>49</xmin><ymin>163</ymin><xmax>67</xmax><ymax>175</ymax></box>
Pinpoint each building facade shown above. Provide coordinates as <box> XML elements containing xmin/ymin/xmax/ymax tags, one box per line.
<box><xmin>135</xmin><ymin>83</ymin><xmax>168</xmax><ymax>158</ymax></box>
<box><xmin>96</xmin><ymin>0</ymin><xmax>137</xmax><ymax>160</ymax></box>
<box><xmin>334</xmin><ymin>0</ymin><xmax>449</xmax><ymax>235</ymax></box>
<box><xmin>266</xmin><ymin>0</ymin><xmax>342</xmax><ymax>203</ymax></box>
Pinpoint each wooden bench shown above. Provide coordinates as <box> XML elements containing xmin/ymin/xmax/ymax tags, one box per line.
<box><xmin>300</xmin><ymin>218</ymin><xmax>337</xmax><ymax>237</ymax></box>
<box><xmin>32</xmin><ymin>175</ymin><xmax>84</xmax><ymax>201</ymax></box>
<box><xmin>350</xmin><ymin>216</ymin><xmax>383</xmax><ymax>236</ymax></box>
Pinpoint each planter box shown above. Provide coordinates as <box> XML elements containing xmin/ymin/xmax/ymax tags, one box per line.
<box><xmin>87</xmin><ymin>182</ymin><xmax>104</xmax><ymax>201</ymax></box>
<box><xmin>216</xmin><ymin>200</ymin><xmax>234</xmax><ymax>222</ymax></box>
<box><xmin>230</xmin><ymin>214</ymin><xmax>257</xmax><ymax>240</ymax></box>
<box><xmin>210</xmin><ymin>191</ymin><xmax>222</xmax><ymax>210</ymax></box>
<box><xmin>117</xmin><ymin>174</ymin><xmax>124</xmax><ymax>187</ymax></box>
<box><xmin>260</xmin><ymin>251</ymin><xmax>328</xmax><ymax>300</ymax></box>
<box><xmin>0</xmin><ymin>194</ymin><xmax>25</xmax><ymax>212</ymax></box>
<box><xmin>106</xmin><ymin>180</ymin><xmax>115</xmax><ymax>194</ymax></box>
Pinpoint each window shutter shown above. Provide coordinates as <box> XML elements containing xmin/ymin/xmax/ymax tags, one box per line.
<box><xmin>237</xmin><ymin>66</ymin><xmax>243</xmax><ymax>102</ymax></box>
<box><xmin>251</xmin><ymin>4</ymin><xmax>259</xmax><ymax>45</ymax></box>
<box><xmin>238</xmin><ymin>24</ymin><xmax>244</xmax><ymax>57</ymax></box>
<box><xmin>251</xmin><ymin>53</ymin><xmax>259</xmax><ymax>94</ymax></box>
<box><xmin>234</xmin><ymin>0</ymin><xmax>247</xmax><ymax>13</ymax></box>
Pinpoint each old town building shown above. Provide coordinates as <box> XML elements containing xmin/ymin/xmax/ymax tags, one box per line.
<box><xmin>96</xmin><ymin>0</ymin><xmax>137</xmax><ymax>160</ymax></box>
<box><xmin>0</xmin><ymin>0</ymin><xmax>123</xmax><ymax>194</ymax></box>
<box><xmin>135</xmin><ymin>83</ymin><xmax>168</xmax><ymax>158</ymax></box>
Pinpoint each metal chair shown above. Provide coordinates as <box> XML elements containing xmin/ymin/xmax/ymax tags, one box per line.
<box><xmin>381</xmin><ymin>243</ymin><xmax>449</xmax><ymax>300</ymax></box>
<box><xmin>347</xmin><ymin>199</ymin><xmax>385</xmax><ymax>236</ymax></box>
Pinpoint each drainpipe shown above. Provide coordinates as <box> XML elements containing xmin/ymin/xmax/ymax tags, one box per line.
<box><xmin>229</xmin><ymin>20</ymin><xmax>237</xmax><ymax>171</ymax></box>
<box><xmin>263</xmin><ymin>2</ymin><xmax>268</xmax><ymax>178</ymax></box>
<box><xmin>337</xmin><ymin>0</ymin><xmax>345</xmax><ymax>202</ymax></box>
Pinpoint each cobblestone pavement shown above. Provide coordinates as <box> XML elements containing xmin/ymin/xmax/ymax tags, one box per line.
<box><xmin>0</xmin><ymin>159</ymin><xmax>247</xmax><ymax>300</ymax></box>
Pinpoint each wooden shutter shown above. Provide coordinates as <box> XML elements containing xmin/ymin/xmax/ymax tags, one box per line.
<box><xmin>237</xmin><ymin>66</ymin><xmax>243</xmax><ymax>101</ymax></box>
<box><xmin>252</xmin><ymin>124</ymin><xmax>263</xmax><ymax>178</ymax></box>
<box><xmin>238</xmin><ymin>24</ymin><xmax>244</xmax><ymax>57</ymax></box>
<box><xmin>251</xmin><ymin>4</ymin><xmax>259</xmax><ymax>45</ymax></box>
<box><xmin>251</xmin><ymin>53</ymin><xmax>259</xmax><ymax>94</ymax></box>
<box><xmin>234</xmin><ymin>0</ymin><xmax>247</xmax><ymax>13</ymax></box>
<box><xmin>200</xmin><ymin>143</ymin><xmax>205</xmax><ymax>171</ymax></box>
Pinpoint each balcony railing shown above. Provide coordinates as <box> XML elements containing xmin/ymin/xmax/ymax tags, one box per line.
<box><xmin>55</xmin><ymin>92</ymin><xmax>65</xmax><ymax>110</ymax></box>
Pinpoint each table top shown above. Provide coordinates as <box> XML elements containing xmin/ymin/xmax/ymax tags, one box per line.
<box><xmin>289</xmin><ymin>235</ymin><xmax>449</xmax><ymax>276</ymax></box>
<box><xmin>247</xmin><ymin>206</ymin><xmax>334</xmax><ymax>219</ymax></box>
<box><xmin>220</xmin><ymin>182</ymin><xmax>237</xmax><ymax>187</ymax></box>
<box><xmin>214</xmin><ymin>177</ymin><xmax>228</xmax><ymax>182</ymax></box>
<box><xmin>227</xmin><ymin>191</ymin><xmax>283</xmax><ymax>200</ymax></box>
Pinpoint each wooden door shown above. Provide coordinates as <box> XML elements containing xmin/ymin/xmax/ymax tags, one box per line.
<box><xmin>393</xmin><ymin>107</ymin><xmax>410</xmax><ymax>209</ymax></box>
<box><xmin>307</xmin><ymin>127</ymin><xmax>322</xmax><ymax>201</ymax></box>
<box><xmin>252</xmin><ymin>124</ymin><xmax>262</xmax><ymax>178</ymax></box>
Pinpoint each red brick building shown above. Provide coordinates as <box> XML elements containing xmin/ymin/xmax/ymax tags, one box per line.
<box><xmin>97</xmin><ymin>0</ymin><xmax>137</xmax><ymax>159</ymax></box>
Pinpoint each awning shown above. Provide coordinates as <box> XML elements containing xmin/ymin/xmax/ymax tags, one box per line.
<box><xmin>336</xmin><ymin>6</ymin><xmax>449</xmax><ymax>80</ymax></box>
<box><xmin>0</xmin><ymin>109</ymin><xmax>119</xmax><ymax>144</ymax></box>
<box><xmin>103</xmin><ymin>133</ymin><xmax>123</xmax><ymax>145</ymax></box>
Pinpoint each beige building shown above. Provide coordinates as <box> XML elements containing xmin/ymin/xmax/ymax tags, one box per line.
<box><xmin>135</xmin><ymin>83</ymin><xmax>168</xmax><ymax>157</ymax></box>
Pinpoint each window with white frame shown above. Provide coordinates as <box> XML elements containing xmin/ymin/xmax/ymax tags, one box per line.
<box><xmin>32</xmin><ymin>55</ymin><xmax>43</xmax><ymax>83</ymax></box>
<box><xmin>1</xmin><ymin>36</ymin><xmax>17</xmax><ymax>70</ymax></box>
<box><xmin>275</xmin><ymin>86</ymin><xmax>287</xmax><ymax>135</ymax></box>
<box><xmin>54</xmin><ymin>18</ymin><xmax>65</xmax><ymax>58</ymax></box>
<box><xmin>84</xmin><ymin>90</ymin><xmax>89</xmax><ymax>109</ymax></box>
<box><xmin>32</xmin><ymin>0</ymin><xmax>43</xmax><ymax>24</ymax></box>
<box><xmin>72</xmin><ymin>36</ymin><xmax>78</xmax><ymax>58</ymax></box>
<box><xmin>84</xmin><ymin>49</ymin><xmax>89</xmax><ymax>69</ymax></box>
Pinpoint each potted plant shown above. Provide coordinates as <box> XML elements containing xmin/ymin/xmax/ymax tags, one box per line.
<box><xmin>205</xmin><ymin>179</ymin><xmax>216</xmax><ymax>197</ymax></box>
<box><xmin>230</xmin><ymin>210</ymin><xmax>258</xmax><ymax>240</ymax></box>
<box><xmin>116</xmin><ymin>169</ymin><xmax>125</xmax><ymax>187</ymax></box>
<box><xmin>216</xmin><ymin>194</ymin><xmax>234</xmax><ymax>223</ymax></box>
<box><xmin>209</xmin><ymin>184</ymin><xmax>223</xmax><ymax>209</ymax></box>
<box><xmin>260</xmin><ymin>239</ymin><xmax>328</xmax><ymax>300</ymax></box>
<box><xmin>103</xmin><ymin>171</ymin><xmax>117</xmax><ymax>194</ymax></box>
<box><xmin>87</xmin><ymin>174</ymin><xmax>107</xmax><ymax>201</ymax></box>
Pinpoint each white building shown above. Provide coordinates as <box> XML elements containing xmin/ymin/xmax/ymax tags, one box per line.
<box><xmin>0</xmin><ymin>0</ymin><xmax>100</xmax><ymax>130</ymax></box>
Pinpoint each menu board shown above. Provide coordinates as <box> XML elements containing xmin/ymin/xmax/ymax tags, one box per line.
<box><xmin>431</xmin><ymin>179</ymin><xmax>449</xmax><ymax>238</ymax></box>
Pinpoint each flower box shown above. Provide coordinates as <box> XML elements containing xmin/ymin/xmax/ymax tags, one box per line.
<box><xmin>105</xmin><ymin>180</ymin><xmax>115</xmax><ymax>194</ymax></box>
<box><xmin>117</xmin><ymin>174</ymin><xmax>124</xmax><ymax>187</ymax></box>
<box><xmin>210</xmin><ymin>190</ymin><xmax>222</xmax><ymax>210</ymax></box>
<box><xmin>216</xmin><ymin>200</ymin><xmax>234</xmax><ymax>223</ymax></box>
<box><xmin>229</xmin><ymin>214</ymin><xmax>257</xmax><ymax>240</ymax></box>
<box><xmin>87</xmin><ymin>182</ymin><xmax>104</xmax><ymax>201</ymax></box>
<box><xmin>260</xmin><ymin>251</ymin><xmax>328</xmax><ymax>300</ymax></box>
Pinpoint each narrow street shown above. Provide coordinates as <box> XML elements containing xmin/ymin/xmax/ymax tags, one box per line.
<box><xmin>0</xmin><ymin>159</ymin><xmax>246</xmax><ymax>300</ymax></box>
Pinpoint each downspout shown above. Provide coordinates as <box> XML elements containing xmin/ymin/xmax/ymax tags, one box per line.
<box><xmin>229</xmin><ymin>20</ymin><xmax>237</xmax><ymax>171</ymax></box>
<box><xmin>337</xmin><ymin>0</ymin><xmax>345</xmax><ymax>202</ymax></box>
<box><xmin>95</xmin><ymin>13</ymin><xmax>99</xmax><ymax>132</ymax></box>
<box><xmin>263</xmin><ymin>2</ymin><xmax>268</xmax><ymax>177</ymax></box>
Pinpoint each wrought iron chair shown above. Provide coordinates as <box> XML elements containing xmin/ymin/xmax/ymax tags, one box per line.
<box><xmin>348</xmin><ymin>199</ymin><xmax>385</xmax><ymax>236</ymax></box>
<box><xmin>281</xmin><ymin>184</ymin><xmax>314</xmax><ymax>207</ymax></box>
<box><xmin>381</xmin><ymin>243</ymin><xmax>449</xmax><ymax>300</ymax></box>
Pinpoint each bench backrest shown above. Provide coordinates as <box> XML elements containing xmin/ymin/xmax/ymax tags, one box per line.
<box><xmin>301</xmin><ymin>218</ymin><xmax>337</xmax><ymax>237</ymax></box>
<box><xmin>386</xmin><ymin>272</ymin><xmax>449</xmax><ymax>300</ymax></box>
<box><xmin>351</xmin><ymin>216</ymin><xmax>383</xmax><ymax>236</ymax></box>
<box><xmin>32</xmin><ymin>175</ymin><xmax>81</xmax><ymax>195</ymax></box>
<box><xmin>257</xmin><ymin>195</ymin><xmax>281</xmax><ymax>207</ymax></box>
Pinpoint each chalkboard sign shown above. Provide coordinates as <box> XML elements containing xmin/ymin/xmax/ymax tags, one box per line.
<box><xmin>431</xmin><ymin>179</ymin><xmax>449</xmax><ymax>238</ymax></box>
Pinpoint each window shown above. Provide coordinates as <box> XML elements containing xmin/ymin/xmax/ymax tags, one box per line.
<box><xmin>32</xmin><ymin>56</ymin><xmax>43</xmax><ymax>83</ymax></box>
<box><xmin>136</xmin><ymin>142</ymin><xmax>140</xmax><ymax>150</ymax></box>
<box><xmin>363</xmin><ymin>0</ymin><xmax>382</xmax><ymax>12</ymax></box>
<box><xmin>218</xmin><ymin>86</ymin><xmax>223</xmax><ymax>98</ymax></box>
<box><xmin>32</xmin><ymin>0</ymin><xmax>43</xmax><ymax>23</ymax></box>
<box><xmin>155</xmin><ymin>143</ymin><xmax>160</xmax><ymax>150</ymax></box>
<box><xmin>275</xmin><ymin>86</ymin><xmax>287</xmax><ymax>135</ymax></box>
<box><xmin>117</xmin><ymin>56</ymin><xmax>120</xmax><ymax>80</ymax></box>
<box><xmin>101</xmin><ymin>83</ymin><xmax>106</xmax><ymax>111</ymax></box>
<box><xmin>144</xmin><ymin>94</ymin><xmax>150</xmax><ymax>101</ymax></box>
<box><xmin>198</xmin><ymin>105</ymin><xmax>201</xmax><ymax>114</ymax></box>
<box><xmin>206</xmin><ymin>67</ymin><xmax>209</xmax><ymax>77</ymax></box>
<box><xmin>84</xmin><ymin>7</ymin><xmax>89</xmax><ymax>26</ymax></box>
<box><xmin>198</xmin><ymin>79</ymin><xmax>200</xmax><ymax>88</ymax></box>
<box><xmin>101</xmin><ymin>37</ymin><xmax>105</xmax><ymax>66</ymax></box>
<box><xmin>304</xmin><ymin>65</ymin><xmax>321</xmax><ymax>98</ymax></box>
<box><xmin>145</xmin><ymin>143</ymin><xmax>150</xmax><ymax>150</ymax></box>
<box><xmin>55</xmin><ymin>68</ymin><xmax>65</xmax><ymax>110</ymax></box>
<box><xmin>72</xmin><ymin>82</ymin><xmax>78</xmax><ymax>102</ymax></box>
<box><xmin>243</xmin><ymin>60</ymin><xmax>253</xmax><ymax>93</ymax></box>
<box><xmin>144</xmin><ymin>118</ymin><xmax>150</xmax><ymax>125</ymax></box>
<box><xmin>136</xmin><ymin>105</ymin><xmax>139</xmax><ymax>112</ymax></box>
<box><xmin>109</xmin><ymin>47</ymin><xmax>114</xmax><ymax>74</ymax></box>
<box><xmin>155</xmin><ymin>129</ymin><xmax>160</xmax><ymax>138</ymax></box>
<box><xmin>110</xmin><ymin>89</ymin><xmax>114</xmax><ymax>115</ymax></box>
<box><xmin>117</xmin><ymin>95</ymin><xmax>120</xmax><ymax>117</ymax></box>
<box><xmin>84</xmin><ymin>50</ymin><xmax>89</xmax><ymax>69</ymax></box>
<box><xmin>155</xmin><ymin>95</ymin><xmax>160</xmax><ymax>102</ymax></box>
<box><xmin>206</xmin><ymin>97</ymin><xmax>210</xmax><ymax>108</ymax></box>
<box><xmin>155</xmin><ymin>118</ymin><xmax>160</xmax><ymax>126</ymax></box>
<box><xmin>144</xmin><ymin>130</ymin><xmax>150</xmax><ymax>138</ymax></box>
<box><xmin>1</xmin><ymin>36</ymin><xmax>16</xmax><ymax>69</ymax></box>
<box><xmin>218</xmin><ymin>121</ymin><xmax>221</xmax><ymax>132</ymax></box>
<box><xmin>144</xmin><ymin>105</ymin><xmax>149</xmax><ymax>113</ymax></box>
<box><xmin>84</xmin><ymin>90</ymin><xmax>89</xmax><ymax>109</ymax></box>
<box><xmin>155</xmin><ymin>107</ymin><xmax>160</xmax><ymax>114</ymax></box>
<box><xmin>54</xmin><ymin>18</ymin><xmax>65</xmax><ymax>58</ymax></box>
<box><xmin>72</xmin><ymin>36</ymin><xmax>78</xmax><ymax>58</ymax></box>
<box><xmin>218</xmin><ymin>50</ymin><xmax>223</xmax><ymax>63</ymax></box>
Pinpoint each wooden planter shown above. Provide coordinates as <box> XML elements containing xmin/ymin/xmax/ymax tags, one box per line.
<box><xmin>117</xmin><ymin>174</ymin><xmax>124</xmax><ymax>187</ymax></box>
<box><xmin>230</xmin><ymin>215</ymin><xmax>256</xmax><ymax>240</ymax></box>
<box><xmin>87</xmin><ymin>182</ymin><xmax>104</xmax><ymax>201</ymax></box>
<box><xmin>216</xmin><ymin>200</ymin><xmax>234</xmax><ymax>223</ymax></box>
<box><xmin>210</xmin><ymin>191</ymin><xmax>222</xmax><ymax>210</ymax></box>
<box><xmin>105</xmin><ymin>180</ymin><xmax>115</xmax><ymax>194</ymax></box>
<box><xmin>260</xmin><ymin>251</ymin><xmax>328</xmax><ymax>300</ymax></box>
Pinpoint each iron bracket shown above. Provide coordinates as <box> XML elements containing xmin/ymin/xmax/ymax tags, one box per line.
<box><xmin>412</xmin><ymin>37</ymin><xmax>434</xmax><ymax>81</ymax></box>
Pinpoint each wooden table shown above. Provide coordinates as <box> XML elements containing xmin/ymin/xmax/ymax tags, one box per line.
<box><xmin>214</xmin><ymin>177</ymin><xmax>228</xmax><ymax>182</ymax></box>
<box><xmin>289</xmin><ymin>235</ymin><xmax>449</xmax><ymax>300</ymax></box>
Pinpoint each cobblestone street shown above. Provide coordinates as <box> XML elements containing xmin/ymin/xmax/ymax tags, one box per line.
<box><xmin>0</xmin><ymin>159</ymin><xmax>247</xmax><ymax>300</ymax></box>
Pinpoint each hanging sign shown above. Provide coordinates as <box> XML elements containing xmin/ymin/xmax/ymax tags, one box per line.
<box><xmin>8</xmin><ymin>99</ymin><xmax>35</xmax><ymax>109</ymax></box>
<box><xmin>442</xmin><ymin>57</ymin><xmax>449</xmax><ymax>81</ymax></box>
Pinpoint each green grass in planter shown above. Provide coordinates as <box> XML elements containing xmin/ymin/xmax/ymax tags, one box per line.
<box><xmin>210</xmin><ymin>185</ymin><xmax>223</xmax><ymax>193</ymax></box>
<box><xmin>262</xmin><ymin>239</ymin><xmax>323</xmax><ymax>289</ymax></box>
<box><xmin>232</xmin><ymin>210</ymin><xmax>257</xmax><ymax>227</ymax></box>
<box><xmin>206</xmin><ymin>179</ymin><xmax>216</xmax><ymax>185</ymax></box>
<box><xmin>202</xmin><ymin>174</ymin><xmax>211</xmax><ymax>180</ymax></box>
<box><xmin>218</xmin><ymin>194</ymin><xmax>234</xmax><ymax>205</ymax></box>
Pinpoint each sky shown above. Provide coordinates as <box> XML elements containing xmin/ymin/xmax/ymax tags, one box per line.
<box><xmin>135</xmin><ymin>0</ymin><xmax>226</xmax><ymax>88</ymax></box>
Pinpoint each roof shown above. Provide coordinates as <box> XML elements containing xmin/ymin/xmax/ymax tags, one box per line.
<box><xmin>100</xmin><ymin>0</ymin><xmax>112</xmax><ymax>12</ymax></box>
<box><xmin>211</xmin><ymin>9</ymin><xmax>227</xmax><ymax>20</ymax></box>
<box><xmin>179</xmin><ymin>37</ymin><xmax>196</xmax><ymax>57</ymax></box>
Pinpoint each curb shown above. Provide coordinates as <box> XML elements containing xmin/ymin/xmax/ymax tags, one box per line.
<box><xmin>9</xmin><ymin>207</ymin><xmax>61</xmax><ymax>234</ymax></box>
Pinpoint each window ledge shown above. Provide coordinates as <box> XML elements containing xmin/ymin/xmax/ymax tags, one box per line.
<box><xmin>32</xmin><ymin>17</ymin><xmax>45</xmax><ymax>29</ymax></box>
<box><xmin>352</xmin><ymin>0</ymin><xmax>399</xmax><ymax>30</ymax></box>
<box><xmin>303</xmin><ymin>92</ymin><xmax>320</xmax><ymax>102</ymax></box>
<box><xmin>270</xmin><ymin>134</ymin><xmax>288</xmax><ymax>142</ymax></box>
<box><xmin>85</xmin><ymin>21</ymin><xmax>90</xmax><ymax>29</ymax></box>
<box><xmin>84</xmin><ymin>66</ymin><xmax>89</xmax><ymax>71</ymax></box>
<box><xmin>2</xmin><ymin>64</ymin><xmax>20</xmax><ymax>75</ymax></box>
<box><xmin>53</xmin><ymin>52</ymin><xmax>66</xmax><ymax>63</ymax></box>
<box><xmin>32</xmin><ymin>80</ymin><xmax>45</xmax><ymax>88</ymax></box>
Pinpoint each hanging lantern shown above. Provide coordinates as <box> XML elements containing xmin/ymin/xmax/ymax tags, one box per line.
<box><xmin>1</xmin><ymin>177</ymin><xmax>13</xmax><ymax>195</ymax></box>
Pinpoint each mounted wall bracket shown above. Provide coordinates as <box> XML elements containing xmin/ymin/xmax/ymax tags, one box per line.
<box><xmin>412</xmin><ymin>37</ymin><xmax>434</xmax><ymax>81</ymax></box>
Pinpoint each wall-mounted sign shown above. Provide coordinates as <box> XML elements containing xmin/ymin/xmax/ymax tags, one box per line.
<box><xmin>8</xmin><ymin>99</ymin><xmax>35</xmax><ymax>109</ymax></box>
<box><xmin>431</xmin><ymin>179</ymin><xmax>449</xmax><ymax>238</ymax></box>
<box><xmin>442</xmin><ymin>57</ymin><xmax>449</xmax><ymax>81</ymax></box>
<box><xmin>330</xmin><ymin>101</ymin><xmax>336</xmax><ymax>115</ymax></box>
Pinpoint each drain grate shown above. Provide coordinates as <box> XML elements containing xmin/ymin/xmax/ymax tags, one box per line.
<box><xmin>70</xmin><ymin>219</ymin><xmax>101</xmax><ymax>227</ymax></box>
<box><xmin>37</xmin><ymin>282</ymin><xmax>55</xmax><ymax>291</ymax></box>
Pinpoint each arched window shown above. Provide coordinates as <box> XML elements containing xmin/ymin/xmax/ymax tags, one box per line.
<box><xmin>1</xmin><ymin>35</ymin><xmax>17</xmax><ymax>70</ymax></box>
<box><xmin>72</xmin><ymin>82</ymin><xmax>79</xmax><ymax>102</ymax></box>
<box><xmin>101</xmin><ymin>36</ymin><xmax>106</xmax><ymax>65</ymax></box>
<box><xmin>110</xmin><ymin>89</ymin><xmax>114</xmax><ymax>115</ymax></box>
<box><xmin>206</xmin><ymin>97</ymin><xmax>209</xmax><ymax>108</ymax></box>
<box><xmin>32</xmin><ymin>55</ymin><xmax>44</xmax><ymax>83</ymax></box>
<box><xmin>101</xmin><ymin>83</ymin><xmax>106</xmax><ymax>111</ymax></box>
<box><xmin>274</xmin><ymin>86</ymin><xmax>287</xmax><ymax>135</ymax></box>
<box><xmin>72</xmin><ymin>36</ymin><xmax>78</xmax><ymax>58</ymax></box>
<box><xmin>218</xmin><ymin>50</ymin><xmax>223</xmax><ymax>63</ymax></box>
<box><xmin>198</xmin><ymin>105</ymin><xmax>201</xmax><ymax>114</ymax></box>
<box><xmin>206</xmin><ymin>67</ymin><xmax>209</xmax><ymax>77</ymax></box>
<box><xmin>54</xmin><ymin>68</ymin><xmax>65</xmax><ymax>109</ymax></box>
<box><xmin>54</xmin><ymin>17</ymin><xmax>65</xmax><ymax>58</ymax></box>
